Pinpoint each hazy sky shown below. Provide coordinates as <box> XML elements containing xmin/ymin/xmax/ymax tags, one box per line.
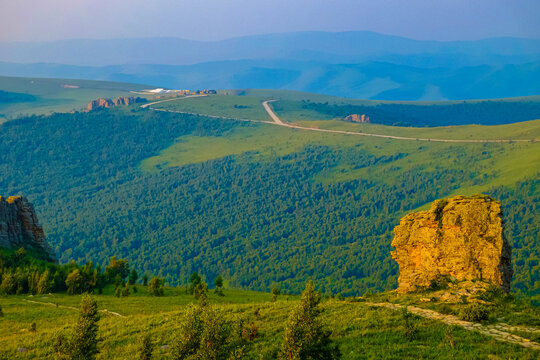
<box><xmin>2</xmin><ymin>0</ymin><xmax>539</xmax><ymax>42</ymax></box>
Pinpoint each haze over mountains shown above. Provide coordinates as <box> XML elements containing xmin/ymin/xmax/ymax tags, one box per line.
<box><xmin>1</xmin><ymin>31</ymin><xmax>539</xmax><ymax>100</ymax></box>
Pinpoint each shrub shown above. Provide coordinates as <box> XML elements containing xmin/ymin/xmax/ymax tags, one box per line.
<box><xmin>401</xmin><ymin>307</ymin><xmax>418</xmax><ymax>340</ymax></box>
<box><xmin>428</xmin><ymin>275</ymin><xmax>453</xmax><ymax>291</ymax></box>
<box><xmin>171</xmin><ymin>302</ymin><xmax>247</xmax><ymax>359</ymax></box>
<box><xmin>438</xmin><ymin>304</ymin><xmax>455</xmax><ymax>315</ymax></box>
<box><xmin>458</xmin><ymin>303</ymin><xmax>489</xmax><ymax>322</ymax></box>
<box><xmin>138</xmin><ymin>333</ymin><xmax>153</xmax><ymax>360</ymax></box>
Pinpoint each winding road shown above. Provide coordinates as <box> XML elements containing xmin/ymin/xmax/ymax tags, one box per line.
<box><xmin>143</xmin><ymin>97</ymin><xmax>537</xmax><ymax>143</ymax></box>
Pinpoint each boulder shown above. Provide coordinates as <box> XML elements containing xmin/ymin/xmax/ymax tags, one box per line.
<box><xmin>391</xmin><ymin>195</ymin><xmax>512</xmax><ymax>293</ymax></box>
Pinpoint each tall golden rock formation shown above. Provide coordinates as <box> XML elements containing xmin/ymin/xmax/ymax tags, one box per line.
<box><xmin>391</xmin><ymin>195</ymin><xmax>512</xmax><ymax>293</ymax></box>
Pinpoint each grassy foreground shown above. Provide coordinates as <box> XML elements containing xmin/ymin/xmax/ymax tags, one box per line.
<box><xmin>1</xmin><ymin>286</ymin><xmax>539</xmax><ymax>359</ymax></box>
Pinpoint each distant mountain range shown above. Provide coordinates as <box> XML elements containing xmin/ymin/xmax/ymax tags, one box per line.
<box><xmin>1</xmin><ymin>31</ymin><xmax>539</xmax><ymax>100</ymax></box>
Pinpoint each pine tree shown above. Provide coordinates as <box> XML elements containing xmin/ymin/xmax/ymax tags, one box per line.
<box><xmin>122</xmin><ymin>282</ymin><xmax>130</xmax><ymax>297</ymax></box>
<box><xmin>148</xmin><ymin>277</ymin><xmax>164</xmax><ymax>296</ymax></box>
<box><xmin>142</xmin><ymin>274</ymin><xmax>149</xmax><ymax>286</ymax></box>
<box><xmin>65</xmin><ymin>294</ymin><xmax>101</xmax><ymax>360</ymax></box>
<box><xmin>280</xmin><ymin>281</ymin><xmax>340</xmax><ymax>360</ymax></box>
<box><xmin>129</xmin><ymin>269</ymin><xmax>138</xmax><ymax>285</ymax></box>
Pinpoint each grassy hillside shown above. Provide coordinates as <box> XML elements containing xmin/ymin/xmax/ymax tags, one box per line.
<box><xmin>0</xmin><ymin>101</ymin><xmax>537</xmax><ymax>297</ymax></box>
<box><xmin>155</xmin><ymin>92</ymin><xmax>540</xmax><ymax>126</ymax></box>
<box><xmin>1</xmin><ymin>286</ymin><xmax>539</xmax><ymax>359</ymax></box>
<box><xmin>0</xmin><ymin>76</ymin><xmax>150</xmax><ymax>121</ymax></box>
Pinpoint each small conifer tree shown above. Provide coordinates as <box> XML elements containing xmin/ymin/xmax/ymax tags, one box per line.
<box><xmin>122</xmin><ymin>282</ymin><xmax>130</xmax><ymax>297</ymax></box>
<box><xmin>142</xmin><ymin>274</ymin><xmax>149</xmax><ymax>286</ymax></box>
<box><xmin>279</xmin><ymin>281</ymin><xmax>340</xmax><ymax>360</ymax></box>
<box><xmin>129</xmin><ymin>269</ymin><xmax>138</xmax><ymax>285</ymax></box>
<box><xmin>58</xmin><ymin>294</ymin><xmax>100</xmax><ymax>359</ymax></box>
<box><xmin>148</xmin><ymin>277</ymin><xmax>164</xmax><ymax>296</ymax></box>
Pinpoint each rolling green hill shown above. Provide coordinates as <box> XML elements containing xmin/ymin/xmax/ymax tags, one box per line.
<box><xmin>156</xmin><ymin>91</ymin><xmax>540</xmax><ymax>126</ymax></box>
<box><xmin>0</xmin><ymin>76</ymin><xmax>151</xmax><ymax>121</ymax></box>
<box><xmin>0</xmin><ymin>91</ymin><xmax>538</xmax><ymax>298</ymax></box>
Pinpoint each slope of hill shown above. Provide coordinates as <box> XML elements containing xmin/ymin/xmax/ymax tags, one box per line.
<box><xmin>1</xmin><ymin>286</ymin><xmax>539</xmax><ymax>359</ymax></box>
<box><xmin>0</xmin><ymin>76</ymin><xmax>150</xmax><ymax>121</ymax></box>
<box><xmin>154</xmin><ymin>91</ymin><xmax>540</xmax><ymax>127</ymax></box>
<box><xmin>0</xmin><ymin>98</ymin><xmax>537</xmax><ymax>297</ymax></box>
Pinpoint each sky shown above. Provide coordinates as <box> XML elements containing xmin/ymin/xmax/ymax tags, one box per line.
<box><xmin>2</xmin><ymin>0</ymin><xmax>539</xmax><ymax>42</ymax></box>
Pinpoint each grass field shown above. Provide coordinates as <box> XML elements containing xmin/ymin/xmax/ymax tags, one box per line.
<box><xmin>0</xmin><ymin>76</ymin><xmax>151</xmax><ymax>121</ymax></box>
<box><xmin>1</xmin><ymin>287</ymin><xmax>539</xmax><ymax>359</ymax></box>
<box><xmin>142</xmin><ymin>98</ymin><xmax>540</xmax><ymax>199</ymax></box>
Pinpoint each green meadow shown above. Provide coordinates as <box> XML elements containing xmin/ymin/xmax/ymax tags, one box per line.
<box><xmin>1</xmin><ymin>287</ymin><xmax>539</xmax><ymax>359</ymax></box>
<box><xmin>0</xmin><ymin>76</ymin><xmax>150</xmax><ymax>121</ymax></box>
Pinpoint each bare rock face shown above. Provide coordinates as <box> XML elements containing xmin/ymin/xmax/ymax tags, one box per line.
<box><xmin>343</xmin><ymin>114</ymin><xmax>370</xmax><ymax>123</ymax></box>
<box><xmin>86</xmin><ymin>96</ymin><xmax>146</xmax><ymax>111</ymax></box>
<box><xmin>391</xmin><ymin>195</ymin><xmax>512</xmax><ymax>293</ymax></box>
<box><xmin>0</xmin><ymin>196</ymin><xmax>55</xmax><ymax>260</ymax></box>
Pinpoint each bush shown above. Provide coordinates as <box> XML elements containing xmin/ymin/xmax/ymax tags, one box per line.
<box><xmin>171</xmin><ymin>302</ymin><xmax>247</xmax><ymax>359</ymax></box>
<box><xmin>428</xmin><ymin>275</ymin><xmax>453</xmax><ymax>291</ymax></box>
<box><xmin>138</xmin><ymin>333</ymin><xmax>153</xmax><ymax>360</ymax></box>
<box><xmin>458</xmin><ymin>303</ymin><xmax>489</xmax><ymax>322</ymax></box>
<box><xmin>401</xmin><ymin>307</ymin><xmax>418</xmax><ymax>340</ymax></box>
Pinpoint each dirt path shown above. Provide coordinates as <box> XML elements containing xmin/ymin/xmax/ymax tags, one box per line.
<box><xmin>261</xmin><ymin>101</ymin><xmax>536</xmax><ymax>143</ymax></box>
<box><xmin>143</xmin><ymin>97</ymin><xmax>537</xmax><ymax>143</ymax></box>
<box><xmin>22</xmin><ymin>299</ymin><xmax>124</xmax><ymax>317</ymax></box>
<box><xmin>368</xmin><ymin>302</ymin><xmax>540</xmax><ymax>350</ymax></box>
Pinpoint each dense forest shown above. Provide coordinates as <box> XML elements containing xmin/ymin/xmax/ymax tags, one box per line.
<box><xmin>296</xmin><ymin>100</ymin><xmax>540</xmax><ymax>126</ymax></box>
<box><xmin>0</xmin><ymin>107</ymin><xmax>537</xmax><ymax>296</ymax></box>
<box><xmin>0</xmin><ymin>90</ymin><xmax>36</xmax><ymax>105</ymax></box>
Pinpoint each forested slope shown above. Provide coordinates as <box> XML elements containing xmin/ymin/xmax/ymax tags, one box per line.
<box><xmin>0</xmin><ymin>107</ymin><xmax>537</xmax><ymax>296</ymax></box>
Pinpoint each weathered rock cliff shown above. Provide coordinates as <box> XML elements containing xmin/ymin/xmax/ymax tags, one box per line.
<box><xmin>0</xmin><ymin>196</ymin><xmax>55</xmax><ymax>260</ymax></box>
<box><xmin>86</xmin><ymin>96</ymin><xmax>145</xmax><ymax>111</ymax></box>
<box><xmin>391</xmin><ymin>195</ymin><xmax>512</xmax><ymax>293</ymax></box>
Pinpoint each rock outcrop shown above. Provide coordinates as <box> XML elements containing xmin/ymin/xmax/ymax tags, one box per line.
<box><xmin>343</xmin><ymin>114</ymin><xmax>370</xmax><ymax>123</ymax></box>
<box><xmin>0</xmin><ymin>196</ymin><xmax>55</xmax><ymax>260</ymax></box>
<box><xmin>86</xmin><ymin>96</ymin><xmax>145</xmax><ymax>111</ymax></box>
<box><xmin>391</xmin><ymin>195</ymin><xmax>512</xmax><ymax>293</ymax></box>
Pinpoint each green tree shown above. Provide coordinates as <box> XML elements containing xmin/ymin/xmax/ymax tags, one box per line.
<box><xmin>171</xmin><ymin>302</ymin><xmax>246</xmax><ymax>360</ymax></box>
<box><xmin>104</xmin><ymin>256</ymin><xmax>129</xmax><ymax>282</ymax></box>
<box><xmin>272</xmin><ymin>287</ymin><xmax>281</xmax><ymax>302</ymax></box>
<box><xmin>58</xmin><ymin>294</ymin><xmax>101</xmax><ymax>360</ymax></box>
<box><xmin>142</xmin><ymin>273</ymin><xmax>149</xmax><ymax>286</ymax></box>
<box><xmin>189</xmin><ymin>272</ymin><xmax>202</xmax><ymax>294</ymax></box>
<box><xmin>214</xmin><ymin>275</ymin><xmax>224</xmax><ymax>289</ymax></box>
<box><xmin>0</xmin><ymin>304</ymin><xmax>3</xmax><ymax>317</ymax></box>
<box><xmin>66</xmin><ymin>269</ymin><xmax>85</xmax><ymax>295</ymax></box>
<box><xmin>122</xmin><ymin>282</ymin><xmax>130</xmax><ymax>297</ymax></box>
<box><xmin>193</xmin><ymin>281</ymin><xmax>208</xmax><ymax>303</ymax></box>
<box><xmin>129</xmin><ymin>269</ymin><xmax>139</xmax><ymax>285</ymax></box>
<box><xmin>280</xmin><ymin>281</ymin><xmax>340</xmax><ymax>360</ymax></box>
<box><xmin>0</xmin><ymin>273</ymin><xmax>16</xmax><ymax>295</ymax></box>
<box><xmin>37</xmin><ymin>270</ymin><xmax>53</xmax><ymax>294</ymax></box>
<box><xmin>148</xmin><ymin>277</ymin><xmax>164</xmax><ymax>296</ymax></box>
